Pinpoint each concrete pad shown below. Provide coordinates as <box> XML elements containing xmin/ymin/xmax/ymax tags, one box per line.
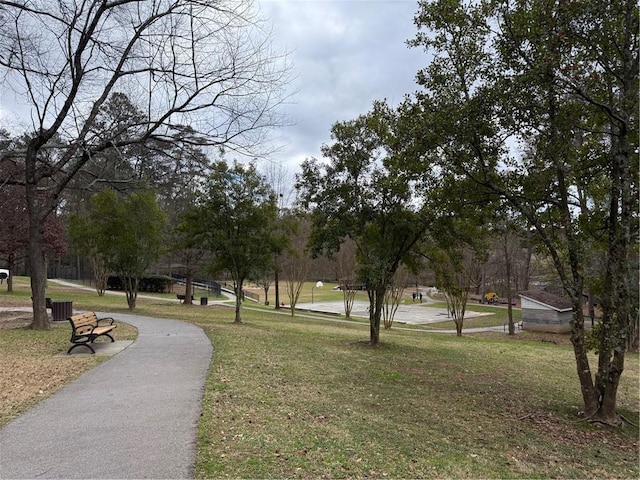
<box><xmin>59</xmin><ymin>340</ymin><xmax>134</xmax><ymax>357</ymax></box>
<box><xmin>295</xmin><ymin>300</ymin><xmax>493</xmax><ymax>325</ymax></box>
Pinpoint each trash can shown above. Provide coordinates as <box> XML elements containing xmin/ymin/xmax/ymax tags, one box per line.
<box><xmin>52</xmin><ymin>300</ymin><xmax>73</xmax><ymax>321</ymax></box>
<box><xmin>200</xmin><ymin>297</ymin><xmax>208</xmax><ymax>306</ymax></box>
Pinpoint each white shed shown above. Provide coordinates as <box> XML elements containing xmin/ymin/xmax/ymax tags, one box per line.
<box><xmin>519</xmin><ymin>290</ymin><xmax>573</xmax><ymax>333</ymax></box>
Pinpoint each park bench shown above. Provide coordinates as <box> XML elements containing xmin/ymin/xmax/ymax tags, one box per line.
<box><xmin>176</xmin><ymin>294</ymin><xmax>194</xmax><ymax>303</ymax></box>
<box><xmin>67</xmin><ymin>312</ymin><xmax>117</xmax><ymax>355</ymax></box>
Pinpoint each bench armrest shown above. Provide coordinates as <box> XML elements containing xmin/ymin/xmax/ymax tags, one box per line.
<box><xmin>96</xmin><ymin>316</ymin><xmax>115</xmax><ymax>326</ymax></box>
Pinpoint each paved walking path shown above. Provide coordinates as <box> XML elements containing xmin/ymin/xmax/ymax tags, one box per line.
<box><xmin>0</xmin><ymin>313</ymin><xmax>213</xmax><ymax>479</ymax></box>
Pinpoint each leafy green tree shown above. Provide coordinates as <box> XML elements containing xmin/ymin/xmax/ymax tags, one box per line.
<box><xmin>409</xmin><ymin>0</ymin><xmax>638</xmax><ymax>426</ymax></box>
<box><xmin>297</xmin><ymin>103</ymin><xmax>432</xmax><ymax>346</ymax></box>
<box><xmin>183</xmin><ymin>160</ymin><xmax>278</xmax><ymax>324</ymax></box>
<box><xmin>68</xmin><ymin>214</ymin><xmax>110</xmax><ymax>296</ymax></box>
<box><xmin>71</xmin><ymin>190</ymin><xmax>167</xmax><ymax>309</ymax></box>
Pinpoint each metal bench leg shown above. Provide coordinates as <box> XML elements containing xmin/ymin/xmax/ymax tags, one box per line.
<box><xmin>67</xmin><ymin>343</ymin><xmax>95</xmax><ymax>355</ymax></box>
<box><xmin>91</xmin><ymin>333</ymin><xmax>115</xmax><ymax>343</ymax></box>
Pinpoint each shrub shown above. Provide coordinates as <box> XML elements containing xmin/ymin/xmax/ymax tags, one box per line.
<box><xmin>107</xmin><ymin>275</ymin><xmax>174</xmax><ymax>293</ymax></box>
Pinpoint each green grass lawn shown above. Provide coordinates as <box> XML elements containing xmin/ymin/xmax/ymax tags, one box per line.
<box><xmin>1</xmin><ymin>278</ymin><xmax>638</xmax><ymax>479</ymax></box>
<box><xmin>191</xmin><ymin>311</ymin><xmax>638</xmax><ymax>479</ymax></box>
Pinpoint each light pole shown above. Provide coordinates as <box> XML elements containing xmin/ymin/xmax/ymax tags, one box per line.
<box><xmin>311</xmin><ymin>281</ymin><xmax>323</xmax><ymax>303</ymax></box>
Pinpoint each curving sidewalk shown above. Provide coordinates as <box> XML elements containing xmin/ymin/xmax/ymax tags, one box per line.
<box><xmin>0</xmin><ymin>313</ymin><xmax>213</xmax><ymax>479</ymax></box>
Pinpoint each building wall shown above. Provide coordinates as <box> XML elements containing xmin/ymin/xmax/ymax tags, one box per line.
<box><xmin>522</xmin><ymin>308</ymin><xmax>572</xmax><ymax>333</ymax></box>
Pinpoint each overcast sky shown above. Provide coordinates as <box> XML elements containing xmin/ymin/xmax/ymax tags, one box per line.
<box><xmin>259</xmin><ymin>0</ymin><xmax>427</xmax><ymax>176</ymax></box>
<box><xmin>0</xmin><ymin>1</ymin><xmax>427</xmax><ymax>181</ymax></box>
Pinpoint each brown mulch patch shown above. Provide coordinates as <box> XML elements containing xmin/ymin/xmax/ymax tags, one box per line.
<box><xmin>472</xmin><ymin>330</ymin><xmax>574</xmax><ymax>345</ymax></box>
<box><xmin>0</xmin><ymin>308</ymin><xmax>138</xmax><ymax>427</ymax></box>
<box><xmin>515</xmin><ymin>410</ymin><xmax>639</xmax><ymax>452</ymax></box>
<box><xmin>0</xmin><ymin>311</ymin><xmax>104</xmax><ymax>427</ymax></box>
<box><xmin>0</xmin><ymin>311</ymin><xmax>33</xmax><ymax>330</ymax></box>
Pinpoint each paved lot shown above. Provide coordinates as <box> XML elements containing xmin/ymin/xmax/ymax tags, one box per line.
<box><xmin>0</xmin><ymin>313</ymin><xmax>213</xmax><ymax>479</ymax></box>
<box><xmin>295</xmin><ymin>300</ymin><xmax>493</xmax><ymax>325</ymax></box>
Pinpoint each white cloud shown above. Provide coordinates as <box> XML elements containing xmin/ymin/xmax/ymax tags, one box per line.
<box><xmin>259</xmin><ymin>0</ymin><xmax>426</xmax><ymax>174</ymax></box>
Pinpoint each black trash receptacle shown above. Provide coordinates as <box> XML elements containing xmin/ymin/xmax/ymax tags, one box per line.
<box><xmin>200</xmin><ymin>297</ymin><xmax>208</xmax><ymax>306</ymax></box>
<box><xmin>52</xmin><ymin>300</ymin><xmax>73</xmax><ymax>321</ymax></box>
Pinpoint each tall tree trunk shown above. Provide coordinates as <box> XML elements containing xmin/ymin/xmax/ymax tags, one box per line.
<box><xmin>367</xmin><ymin>287</ymin><xmax>385</xmax><ymax>346</ymax></box>
<box><xmin>505</xmin><ymin>237</ymin><xmax>515</xmax><ymax>336</ymax></box>
<box><xmin>234</xmin><ymin>280</ymin><xmax>243</xmax><ymax>324</ymax></box>
<box><xmin>557</xmin><ymin>164</ymin><xmax>602</xmax><ymax>418</ymax></box>
<box><xmin>568</xmin><ymin>298</ymin><xmax>600</xmax><ymax>414</ymax></box>
<box><xmin>25</xmin><ymin>148</ymin><xmax>50</xmax><ymax>330</ymax></box>
<box><xmin>27</xmin><ymin>200</ymin><xmax>50</xmax><ymax>330</ymax></box>
<box><xmin>587</xmin><ymin>292</ymin><xmax>595</xmax><ymax>327</ymax></box>
<box><xmin>590</xmin><ymin>132</ymin><xmax>631</xmax><ymax>427</ymax></box>
<box><xmin>274</xmin><ymin>267</ymin><xmax>280</xmax><ymax>310</ymax></box>
<box><xmin>522</xmin><ymin>229</ymin><xmax>533</xmax><ymax>292</ymax></box>
<box><xmin>7</xmin><ymin>252</ymin><xmax>15</xmax><ymax>293</ymax></box>
<box><xmin>185</xmin><ymin>274</ymin><xmax>193</xmax><ymax>305</ymax></box>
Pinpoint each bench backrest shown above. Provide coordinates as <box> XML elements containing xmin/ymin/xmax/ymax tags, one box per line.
<box><xmin>69</xmin><ymin>312</ymin><xmax>99</xmax><ymax>335</ymax></box>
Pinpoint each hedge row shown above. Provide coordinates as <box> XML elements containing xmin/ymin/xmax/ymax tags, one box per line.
<box><xmin>107</xmin><ymin>275</ymin><xmax>174</xmax><ymax>293</ymax></box>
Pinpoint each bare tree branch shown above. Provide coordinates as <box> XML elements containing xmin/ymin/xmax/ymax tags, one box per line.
<box><xmin>0</xmin><ymin>0</ymin><xmax>292</xmax><ymax>330</ymax></box>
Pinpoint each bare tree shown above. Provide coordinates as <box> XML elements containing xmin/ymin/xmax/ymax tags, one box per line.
<box><xmin>430</xmin><ymin>247</ymin><xmax>481</xmax><ymax>337</ymax></box>
<box><xmin>261</xmin><ymin>160</ymin><xmax>294</xmax><ymax>309</ymax></box>
<box><xmin>280</xmin><ymin>215</ymin><xmax>312</xmax><ymax>316</ymax></box>
<box><xmin>497</xmin><ymin>224</ymin><xmax>519</xmax><ymax>335</ymax></box>
<box><xmin>282</xmin><ymin>260</ymin><xmax>308</xmax><ymax>316</ymax></box>
<box><xmin>261</xmin><ymin>160</ymin><xmax>295</xmax><ymax>210</ymax></box>
<box><xmin>382</xmin><ymin>268</ymin><xmax>408</xmax><ymax>330</ymax></box>
<box><xmin>0</xmin><ymin>0</ymin><xmax>291</xmax><ymax>329</ymax></box>
<box><xmin>333</xmin><ymin>238</ymin><xmax>357</xmax><ymax>318</ymax></box>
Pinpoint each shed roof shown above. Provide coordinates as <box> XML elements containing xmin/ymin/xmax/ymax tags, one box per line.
<box><xmin>519</xmin><ymin>290</ymin><xmax>573</xmax><ymax>312</ymax></box>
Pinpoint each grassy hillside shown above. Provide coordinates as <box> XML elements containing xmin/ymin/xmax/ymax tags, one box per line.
<box><xmin>0</xmin><ymin>278</ymin><xmax>637</xmax><ymax>478</ymax></box>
